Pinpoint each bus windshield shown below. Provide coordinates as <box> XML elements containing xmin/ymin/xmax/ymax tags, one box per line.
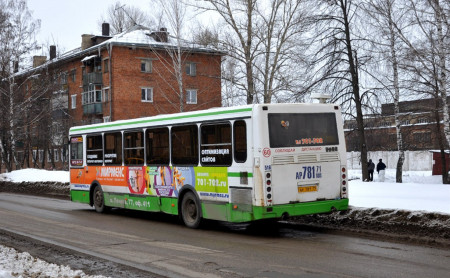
<box><xmin>268</xmin><ymin>113</ymin><xmax>339</xmax><ymax>148</ymax></box>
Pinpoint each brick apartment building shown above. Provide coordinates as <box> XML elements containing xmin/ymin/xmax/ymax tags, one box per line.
<box><xmin>344</xmin><ymin>97</ymin><xmax>449</xmax><ymax>152</ymax></box>
<box><xmin>8</xmin><ymin>23</ymin><xmax>224</xmax><ymax>171</ymax></box>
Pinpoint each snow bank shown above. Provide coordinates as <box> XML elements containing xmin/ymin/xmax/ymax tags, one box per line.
<box><xmin>0</xmin><ymin>169</ymin><xmax>69</xmax><ymax>183</ymax></box>
<box><xmin>0</xmin><ymin>245</ymin><xmax>107</xmax><ymax>278</ymax></box>
<box><xmin>348</xmin><ymin>169</ymin><xmax>450</xmax><ymax>214</ymax></box>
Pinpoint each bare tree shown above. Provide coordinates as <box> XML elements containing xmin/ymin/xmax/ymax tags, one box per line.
<box><xmin>196</xmin><ymin>0</ymin><xmax>258</xmax><ymax>104</ymax></box>
<box><xmin>0</xmin><ymin>0</ymin><xmax>41</xmax><ymax>172</ymax></box>
<box><xmin>99</xmin><ymin>1</ymin><xmax>154</xmax><ymax>34</ymax></box>
<box><xmin>363</xmin><ymin>0</ymin><xmax>409</xmax><ymax>182</ymax></box>
<box><xmin>392</xmin><ymin>0</ymin><xmax>449</xmax><ymax>182</ymax></box>
<box><xmin>308</xmin><ymin>0</ymin><xmax>370</xmax><ymax>181</ymax></box>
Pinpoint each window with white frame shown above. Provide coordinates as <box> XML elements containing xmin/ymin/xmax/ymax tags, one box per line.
<box><xmin>141</xmin><ymin>87</ymin><xmax>153</xmax><ymax>102</ymax></box>
<box><xmin>54</xmin><ymin>149</ymin><xmax>59</xmax><ymax>162</ymax></box>
<box><xmin>141</xmin><ymin>59</ymin><xmax>152</xmax><ymax>73</ymax></box>
<box><xmin>186</xmin><ymin>89</ymin><xmax>197</xmax><ymax>104</ymax></box>
<box><xmin>82</xmin><ymin>85</ymin><xmax>102</xmax><ymax>105</ymax></box>
<box><xmin>71</xmin><ymin>95</ymin><xmax>76</xmax><ymax>109</ymax></box>
<box><xmin>39</xmin><ymin>150</ymin><xmax>44</xmax><ymax>162</ymax></box>
<box><xmin>103</xmin><ymin>88</ymin><xmax>109</xmax><ymax>102</ymax></box>
<box><xmin>185</xmin><ymin>62</ymin><xmax>196</xmax><ymax>76</ymax></box>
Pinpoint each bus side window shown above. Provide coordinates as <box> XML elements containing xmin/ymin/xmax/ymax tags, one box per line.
<box><xmin>171</xmin><ymin>125</ymin><xmax>198</xmax><ymax>165</ymax></box>
<box><xmin>234</xmin><ymin>120</ymin><xmax>247</xmax><ymax>163</ymax></box>
<box><xmin>200</xmin><ymin>123</ymin><xmax>232</xmax><ymax>166</ymax></box>
<box><xmin>124</xmin><ymin>131</ymin><xmax>144</xmax><ymax>165</ymax></box>
<box><xmin>146</xmin><ymin>128</ymin><xmax>169</xmax><ymax>165</ymax></box>
<box><xmin>86</xmin><ymin>135</ymin><xmax>103</xmax><ymax>165</ymax></box>
<box><xmin>104</xmin><ymin>132</ymin><xmax>122</xmax><ymax>165</ymax></box>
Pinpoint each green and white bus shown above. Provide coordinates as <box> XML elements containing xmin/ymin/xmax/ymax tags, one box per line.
<box><xmin>69</xmin><ymin>104</ymin><xmax>348</xmax><ymax>228</ymax></box>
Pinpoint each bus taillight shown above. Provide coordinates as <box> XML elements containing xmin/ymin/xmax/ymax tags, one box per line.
<box><xmin>341</xmin><ymin>165</ymin><xmax>348</xmax><ymax>198</ymax></box>
<box><xmin>265</xmin><ymin>170</ymin><xmax>272</xmax><ymax>204</ymax></box>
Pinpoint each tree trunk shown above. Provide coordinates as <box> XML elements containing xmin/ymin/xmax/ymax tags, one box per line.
<box><xmin>339</xmin><ymin>0</ymin><xmax>368</xmax><ymax>181</ymax></box>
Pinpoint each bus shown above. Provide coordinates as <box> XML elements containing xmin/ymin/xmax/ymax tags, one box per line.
<box><xmin>69</xmin><ymin>104</ymin><xmax>348</xmax><ymax>228</ymax></box>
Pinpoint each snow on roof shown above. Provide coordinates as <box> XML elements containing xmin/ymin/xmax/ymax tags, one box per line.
<box><xmin>80</xmin><ymin>55</ymin><xmax>98</xmax><ymax>62</ymax></box>
<box><xmin>13</xmin><ymin>25</ymin><xmax>224</xmax><ymax>77</ymax></box>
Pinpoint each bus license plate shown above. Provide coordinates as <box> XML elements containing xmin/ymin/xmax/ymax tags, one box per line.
<box><xmin>298</xmin><ymin>185</ymin><xmax>318</xmax><ymax>193</ymax></box>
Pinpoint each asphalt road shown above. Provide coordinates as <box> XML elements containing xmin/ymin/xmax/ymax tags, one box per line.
<box><xmin>1</xmin><ymin>193</ymin><xmax>449</xmax><ymax>278</ymax></box>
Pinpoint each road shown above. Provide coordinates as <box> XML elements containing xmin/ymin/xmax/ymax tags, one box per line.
<box><xmin>0</xmin><ymin>193</ymin><xmax>449</xmax><ymax>278</ymax></box>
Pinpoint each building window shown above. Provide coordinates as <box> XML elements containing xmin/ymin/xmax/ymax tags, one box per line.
<box><xmin>141</xmin><ymin>87</ymin><xmax>153</xmax><ymax>102</ymax></box>
<box><xmin>185</xmin><ymin>62</ymin><xmax>196</xmax><ymax>76</ymax></box>
<box><xmin>39</xmin><ymin>150</ymin><xmax>44</xmax><ymax>162</ymax></box>
<box><xmin>71</xmin><ymin>69</ymin><xmax>76</xmax><ymax>82</ymax></box>
<box><xmin>61</xmin><ymin>72</ymin><xmax>68</xmax><ymax>85</ymax></box>
<box><xmin>418</xmin><ymin>118</ymin><xmax>429</xmax><ymax>124</ymax></box>
<box><xmin>413</xmin><ymin>132</ymin><xmax>431</xmax><ymax>143</ymax></box>
<box><xmin>103</xmin><ymin>59</ymin><xmax>109</xmax><ymax>73</ymax></box>
<box><xmin>32</xmin><ymin>150</ymin><xmax>37</xmax><ymax>162</ymax></box>
<box><xmin>186</xmin><ymin>89</ymin><xmax>197</xmax><ymax>104</ymax></box>
<box><xmin>54</xmin><ymin>149</ymin><xmax>59</xmax><ymax>162</ymax></box>
<box><xmin>401</xmin><ymin>120</ymin><xmax>410</xmax><ymax>126</ymax></box>
<box><xmin>103</xmin><ymin>88</ymin><xmax>109</xmax><ymax>102</ymax></box>
<box><xmin>71</xmin><ymin>95</ymin><xmax>76</xmax><ymax>109</ymax></box>
<box><xmin>82</xmin><ymin>85</ymin><xmax>102</xmax><ymax>104</ymax></box>
<box><xmin>141</xmin><ymin>59</ymin><xmax>152</xmax><ymax>73</ymax></box>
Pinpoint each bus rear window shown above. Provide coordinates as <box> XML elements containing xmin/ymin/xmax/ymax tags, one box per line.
<box><xmin>268</xmin><ymin>113</ymin><xmax>339</xmax><ymax>148</ymax></box>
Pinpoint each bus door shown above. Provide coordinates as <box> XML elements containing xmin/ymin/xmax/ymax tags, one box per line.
<box><xmin>70</xmin><ymin>136</ymin><xmax>85</xmax><ymax>186</ymax></box>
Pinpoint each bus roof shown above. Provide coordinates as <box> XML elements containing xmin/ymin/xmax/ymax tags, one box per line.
<box><xmin>69</xmin><ymin>103</ymin><xmax>339</xmax><ymax>135</ymax></box>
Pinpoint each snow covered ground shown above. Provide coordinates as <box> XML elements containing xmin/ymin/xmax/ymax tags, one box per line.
<box><xmin>0</xmin><ymin>168</ymin><xmax>449</xmax><ymax>277</ymax></box>
<box><xmin>1</xmin><ymin>168</ymin><xmax>449</xmax><ymax>214</ymax></box>
<box><xmin>0</xmin><ymin>245</ymin><xmax>107</xmax><ymax>278</ymax></box>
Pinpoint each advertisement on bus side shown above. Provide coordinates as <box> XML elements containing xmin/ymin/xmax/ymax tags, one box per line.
<box><xmin>79</xmin><ymin>166</ymin><xmax>230</xmax><ymax>200</ymax></box>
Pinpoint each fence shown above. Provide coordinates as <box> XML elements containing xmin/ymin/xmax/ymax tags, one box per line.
<box><xmin>347</xmin><ymin>151</ymin><xmax>433</xmax><ymax>171</ymax></box>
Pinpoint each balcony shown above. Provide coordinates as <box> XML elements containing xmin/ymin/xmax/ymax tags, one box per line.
<box><xmin>83</xmin><ymin>103</ymin><xmax>103</xmax><ymax>115</ymax></box>
<box><xmin>82</xmin><ymin>72</ymin><xmax>102</xmax><ymax>86</ymax></box>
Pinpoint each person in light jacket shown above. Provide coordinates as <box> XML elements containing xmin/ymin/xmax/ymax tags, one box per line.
<box><xmin>377</xmin><ymin>159</ymin><xmax>387</xmax><ymax>182</ymax></box>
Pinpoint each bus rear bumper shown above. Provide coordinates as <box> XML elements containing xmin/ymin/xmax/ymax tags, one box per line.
<box><xmin>221</xmin><ymin>199</ymin><xmax>349</xmax><ymax>223</ymax></box>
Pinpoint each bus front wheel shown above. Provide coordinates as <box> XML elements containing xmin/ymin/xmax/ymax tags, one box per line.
<box><xmin>181</xmin><ymin>191</ymin><xmax>202</xmax><ymax>228</ymax></box>
<box><xmin>93</xmin><ymin>185</ymin><xmax>108</xmax><ymax>213</ymax></box>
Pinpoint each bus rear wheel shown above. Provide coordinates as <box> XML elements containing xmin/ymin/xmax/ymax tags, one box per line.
<box><xmin>93</xmin><ymin>185</ymin><xmax>108</xmax><ymax>213</ymax></box>
<box><xmin>181</xmin><ymin>191</ymin><xmax>202</xmax><ymax>228</ymax></box>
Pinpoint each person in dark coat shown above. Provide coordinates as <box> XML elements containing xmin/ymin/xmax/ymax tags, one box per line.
<box><xmin>376</xmin><ymin>159</ymin><xmax>387</xmax><ymax>182</ymax></box>
<box><xmin>367</xmin><ymin>159</ymin><xmax>375</xmax><ymax>181</ymax></box>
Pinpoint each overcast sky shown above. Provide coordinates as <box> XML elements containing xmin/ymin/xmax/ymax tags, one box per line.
<box><xmin>28</xmin><ymin>0</ymin><xmax>151</xmax><ymax>53</ymax></box>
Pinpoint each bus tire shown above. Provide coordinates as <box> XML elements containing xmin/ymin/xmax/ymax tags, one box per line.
<box><xmin>93</xmin><ymin>185</ymin><xmax>108</xmax><ymax>213</ymax></box>
<box><xmin>181</xmin><ymin>191</ymin><xmax>202</xmax><ymax>228</ymax></box>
